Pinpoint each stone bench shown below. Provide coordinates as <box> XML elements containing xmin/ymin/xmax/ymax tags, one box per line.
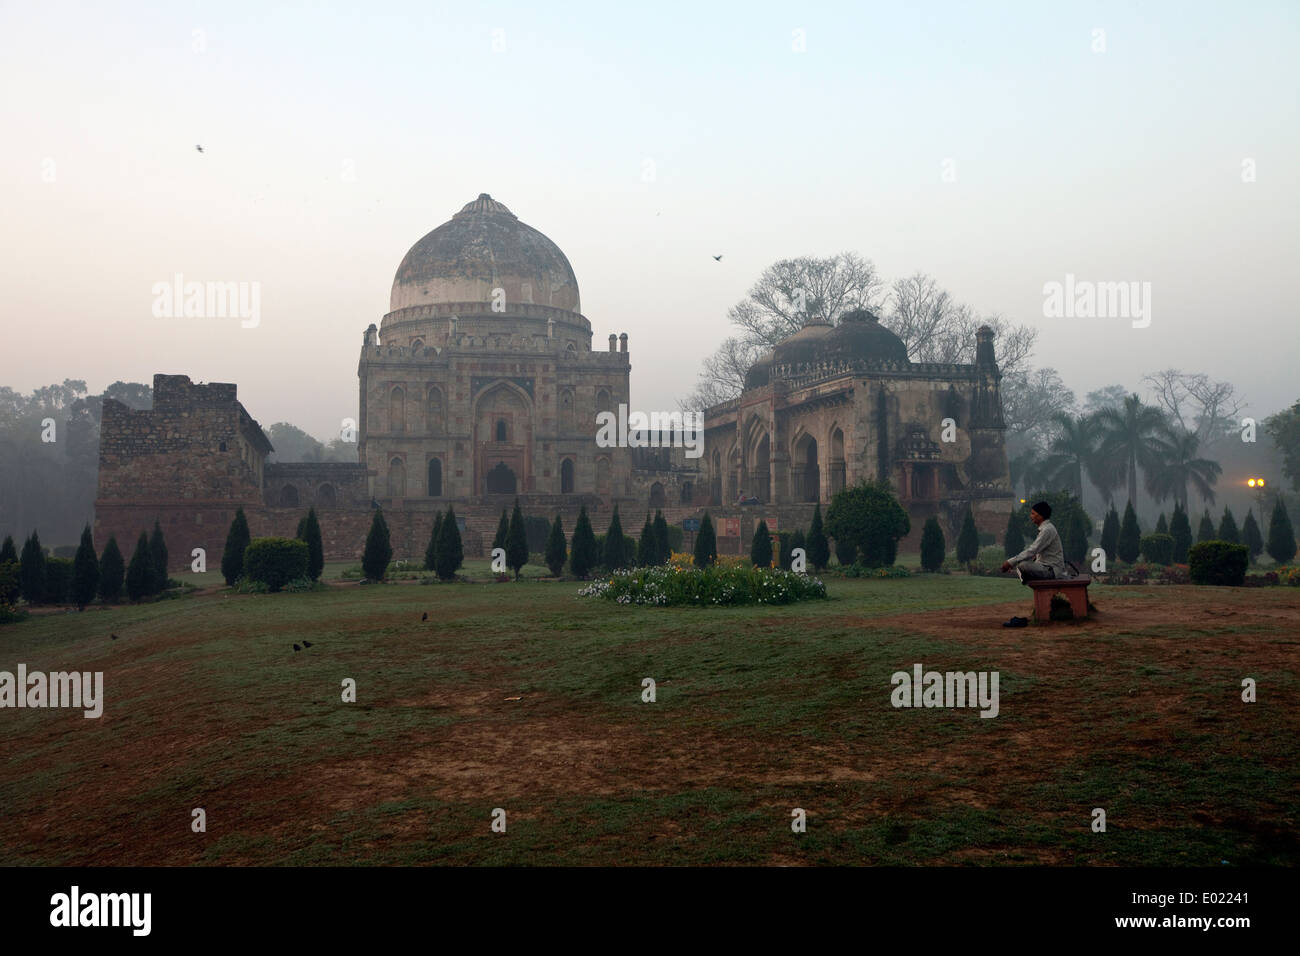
<box><xmin>1026</xmin><ymin>575</ymin><xmax>1092</xmax><ymax>623</ymax></box>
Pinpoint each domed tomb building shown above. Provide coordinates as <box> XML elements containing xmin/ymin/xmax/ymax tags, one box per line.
<box><xmin>360</xmin><ymin>194</ymin><xmax>634</xmax><ymax>503</ymax></box>
<box><xmin>701</xmin><ymin>310</ymin><xmax>1014</xmax><ymax>545</ymax></box>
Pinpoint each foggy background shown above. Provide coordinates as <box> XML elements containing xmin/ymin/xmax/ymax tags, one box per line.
<box><xmin>1</xmin><ymin>0</ymin><xmax>1297</xmax><ymax>545</ymax></box>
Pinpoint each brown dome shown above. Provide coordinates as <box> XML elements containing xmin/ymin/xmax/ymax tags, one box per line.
<box><xmin>744</xmin><ymin>310</ymin><xmax>910</xmax><ymax>388</ymax></box>
<box><xmin>389</xmin><ymin>194</ymin><xmax>580</xmax><ymax>314</ymax></box>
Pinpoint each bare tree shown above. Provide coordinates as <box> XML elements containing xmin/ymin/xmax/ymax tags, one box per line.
<box><xmin>1142</xmin><ymin>369</ymin><xmax>1244</xmax><ymax>447</ymax></box>
<box><xmin>1001</xmin><ymin>366</ymin><xmax>1076</xmax><ymax>448</ymax></box>
<box><xmin>680</xmin><ymin>336</ymin><xmax>767</xmax><ymax>411</ymax></box>
<box><xmin>729</xmin><ymin>253</ymin><xmax>884</xmax><ymax>349</ymax></box>
<box><xmin>681</xmin><ymin>260</ymin><xmax>1040</xmax><ymax>418</ymax></box>
<box><xmin>1082</xmin><ymin>384</ymin><xmax>1128</xmax><ymax>415</ymax></box>
<box><xmin>883</xmin><ymin>273</ymin><xmax>1036</xmax><ymax>376</ymax></box>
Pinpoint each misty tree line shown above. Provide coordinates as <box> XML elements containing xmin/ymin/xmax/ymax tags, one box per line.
<box><xmin>682</xmin><ymin>254</ymin><xmax>1300</xmax><ymax>524</ymax></box>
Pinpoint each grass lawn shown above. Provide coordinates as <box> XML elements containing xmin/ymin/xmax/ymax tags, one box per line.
<box><xmin>1</xmin><ymin>572</ymin><xmax>1296</xmax><ymax>865</ymax></box>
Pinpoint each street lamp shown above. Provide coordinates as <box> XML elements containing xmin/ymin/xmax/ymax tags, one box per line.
<box><xmin>1247</xmin><ymin>477</ymin><xmax>1268</xmax><ymax>525</ymax></box>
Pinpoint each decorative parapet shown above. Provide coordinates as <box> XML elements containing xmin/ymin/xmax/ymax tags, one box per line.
<box><xmin>773</xmin><ymin>357</ymin><xmax>979</xmax><ymax>390</ymax></box>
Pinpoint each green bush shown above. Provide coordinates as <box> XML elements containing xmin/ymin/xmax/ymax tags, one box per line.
<box><xmin>1140</xmin><ymin>532</ymin><xmax>1175</xmax><ymax>566</ymax></box>
<box><xmin>424</xmin><ymin>512</ymin><xmax>443</xmax><ymax>571</ymax></box>
<box><xmin>603</xmin><ymin>508</ymin><xmax>627</xmax><ymax>571</ymax></box>
<box><xmin>1218</xmin><ymin>507</ymin><xmax>1240</xmax><ymax>544</ymax></box>
<box><xmin>0</xmin><ymin>560</ymin><xmax>20</xmax><ymax>605</ymax></box>
<box><xmin>42</xmin><ymin>557</ymin><xmax>74</xmax><ymax>604</ymax></box>
<box><xmin>506</xmin><ymin>500</ymin><xmax>529</xmax><ymax>578</ymax></box>
<box><xmin>579</xmin><ymin>563</ymin><xmax>826</xmax><ymax>607</ymax></box>
<box><xmin>1099</xmin><ymin>505</ymin><xmax>1119</xmax><ymax>563</ymax></box>
<box><xmin>656</xmin><ymin>512</ymin><xmax>677</xmax><ymax>562</ymax></box>
<box><xmin>148</xmin><ymin>521</ymin><xmax>169</xmax><ymax>595</ymax></box>
<box><xmin>826</xmin><ymin>479</ymin><xmax>910</xmax><ymax>568</ymax></box>
<box><xmin>636</xmin><ymin>514</ymin><xmax>656</xmax><ymax>567</ymax></box>
<box><xmin>19</xmin><ymin>532</ymin><xmax>46</xmax><ymax>604</ymax></box>
<box><xmin>1267</xmin><ymin>500</ymin><xmax>1296</xmax><ymax>564</ymax></box>
<box><xmin>298</xmin><ymin>508</ymin><xmax>324</xmax><ymax>581</ymax></box>
<box><xmin>806</xmin><ymin>503</ymin><xmax>829</xmax><ymax>571</ymax></box>
<box><xmin>570</xmin><ymin>506</ymin><xmax>599</xmax><ymax>578</ymax></box>
<box><xmin>693</xmin><ymin>512</ymin><xmax>717</xmax><ymax>569</ymax></box>
<box><xmin>956</xmin><ymin>509</ymin><xmax>979</xmax><ymax>564</ymax></box>
<box><xmin>435</xmin><ymin>507</ymin><xmax>463</xmax><ymax>580</ymax></box>
<box><xmin>776</xmin><ymin>530</ymin><xmax>794</xmax><ymax>570</ymax></box>
<box><xmin>1242</xmin><ymin>509</ymin><xmax>1264</xmax><ymax>562</ymax></box>
<box><xmin>222</xmin><ymin>508</ymin><xmax>251</xmax><ymax>586</ymax></box>
<box><xmin>920</xmin><ymin>516</ymin><xmax>946</xmax><ymax>571</ymax></box>
<box><xmin>1188</xmin><ymin>541</ymin><xmax>1249</xmax><ymax>587</ymax></box>
<box><xmin>1169</xmin><ymin>502</ymin><xmax>1192</xmax><ymax>563</ymax></box>
<box><xmin>1118</xmin><ymin>501</ymin><xmax>1141</xmax><ymax>564</ymax></box>
<box><xmin>362</xmin><ymin>509</ymin><xmax>393</xmax><ymax>581</ymax></box>
<box><xmin>750</xmin><ymin>520</ymin><xmax>773</xmax><ymax>567</ymax></box>
<box><xmin>545</xmin><ymin>514</ymin><xmax>567</xmax><ymax>576</ymax></box>
<box><xmin>243</xmin><ymin>537</ymin><xmax>309</xmax><ymax>591</ymax></box>
<box><xmin>283</xmin><ymin>576</ymin><xmax>327</xmax><ymax>593</ymax></box>
<box><xmin>1004</xmin><ymin>510</ymin><xmax>1025</xmax><ymax>559</ymax></box>
<box><xmin>71</xmin><ymin>525</ymin><xmax>100</xmax><ymax>608</ymax></box>
<box><xmin>99</xmin><ymin>535</ymin><xmax>124</xmax><ymax>600</ymax></box>
<box><xmin>126</xmin><ymin>532</ymin><xmax>152</xmax><ymax>601</ymax></box>
<box><xmin>523</xmin><ymin>514</ymin><xmax>551</xmax><ymax>553</ymax></box>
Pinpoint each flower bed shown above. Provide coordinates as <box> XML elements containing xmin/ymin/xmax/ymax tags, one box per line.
<box><xmin>579</xmin><ymin>563</ymin><xmax>827</xmax><ymax>606</ymax></box>
<box><xmin>827</xmin><ymin>563</ymin><xmax>912</xmax><ymax>579</ymax></box>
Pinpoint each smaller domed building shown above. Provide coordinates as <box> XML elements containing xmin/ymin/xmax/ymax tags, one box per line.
<box><xmin>701</xmin><ymin>309</ymin><xmax>1013</xmax><ymax>548</ymax></box>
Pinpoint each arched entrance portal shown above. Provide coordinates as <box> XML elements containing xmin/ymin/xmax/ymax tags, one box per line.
<box><xmin>486</xmin><ymin>462</ymin><xmax>517</xmax><ymax>495</ymax></box>
<box><xmin>792</xmin><ymin>434</ymin><xmax>819</xmax><ymax>502</ymax></box>
<box><xmin>474</xmin><ymin>381</ymin><xmax>531</xmax><ymax>495</ymax></box>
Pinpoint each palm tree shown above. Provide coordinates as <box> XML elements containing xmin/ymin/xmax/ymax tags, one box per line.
<box><xmin>1095</xmin><ymin>394</ymin><xmax>1170</xmax><ymax>508</ymax></box>
<box><xmin>1040</xmin><ymin>413</ymin><xmax>1119</xmax><ymax>501</ymax></box>
<box><xmin>1009</xmin><ymin>448</ymin><xmax>1052</xmax><ymax>498</ymax></box>
<box><xmin>1145</xmin><ymin>429</ymin><xmax>1222</xmax><ymax>511</ymax></box>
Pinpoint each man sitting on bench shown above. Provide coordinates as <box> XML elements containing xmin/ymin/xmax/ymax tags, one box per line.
<box><xmin>1000</xmin><ymin>501</ymin><xmax>1066</xmax><ymax>582</ymax></box>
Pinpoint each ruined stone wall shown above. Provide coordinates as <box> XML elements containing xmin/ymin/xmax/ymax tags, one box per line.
<box><xmin>94</xmin><ymin>374</ymin><xmax>271</xmax><ymax>570</ymax></box>
<box><xmin>263</xmin><ymin>463</ymin><xmax>370</xmax><ymax>510</ymax></box>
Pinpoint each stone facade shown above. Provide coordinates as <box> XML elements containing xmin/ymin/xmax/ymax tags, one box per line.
<box><xmin>92</xmin><ymin>197</ymin><xmax>1010</xmax><ymax>569</ymax></box>
<box><xmin>701</xmin><ymin>313</ymin><xmax>1014</xmax><ymax>547</ymax></box>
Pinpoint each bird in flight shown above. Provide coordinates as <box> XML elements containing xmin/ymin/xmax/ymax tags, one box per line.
<box><xmin>195</xmin><ymin>145</ymin><xmax>204</xmax><ymax>153</ymax></box>
<box><xmin>712</xmin><ymin>255</ymin><xmax>723</xmax><ymax>261</ymax></box>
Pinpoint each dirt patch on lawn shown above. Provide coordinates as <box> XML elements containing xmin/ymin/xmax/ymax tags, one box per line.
<box><xmin>4</xmin><ymin>585</ymin><xmax>1296</xmax><ymax>865</ymax></box>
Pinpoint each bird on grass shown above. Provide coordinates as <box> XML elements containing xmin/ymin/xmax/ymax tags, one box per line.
<box><xmin>421</xmin><ymin>612</ymin><xmax>428</xmax><ymax>621</ymax></box>
<box><xmin>302</xmin><ymin>640</ymin><xmax>313</xmax><ymax>648</ymax></box>
<box><xmin>110</xmin><ymin>634</ymin><xmax>119</xmax><ymax>641</ymax></box>
<box><xmin>293</xmin><ymin>644</ymin><xmax>301</xmax><ymax>652</ymax></box>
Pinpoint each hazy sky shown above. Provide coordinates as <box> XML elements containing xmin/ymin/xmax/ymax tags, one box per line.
<box><xmin>2</xmin><ymin>0</ymin><xmax>1297</xmax><ymax>441</ymax></box>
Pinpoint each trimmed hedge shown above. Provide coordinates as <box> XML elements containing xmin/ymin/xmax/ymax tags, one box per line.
<box><xmin>1188</xmin><ymin>540</ymin><xmax>1248</xmax><ymax>587</ymax></box>
<box><xmin>1139</xmin><ymin>532</ymin><xmax>1174</xmax><ymax>566</ymax></box>
<box><xmin>43</xmin><ymin>557</ymin><xmax>74</xmax><ymax>604</ymax></box>
<box><xmin>243</xmin><ymin>537</ymin><xmax>309</xmax><ymax>592</ymax></box>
